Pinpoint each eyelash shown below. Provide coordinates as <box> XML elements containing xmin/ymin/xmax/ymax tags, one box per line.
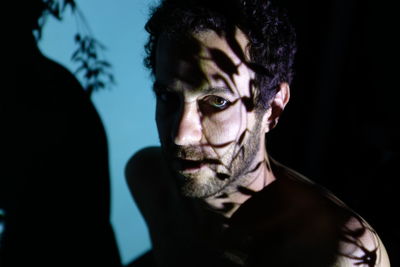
<box><xmin>203</xmin><ymin>95</ymin><xmax>230</xmax><ymax>110</ymax></box>
<box><xmin>155</xmin><ymin>90</ymin><xmax>231</xmax><ymax>113</ymax></box>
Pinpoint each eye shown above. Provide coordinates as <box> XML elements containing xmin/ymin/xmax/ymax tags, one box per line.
<box><xmin>206</xmin><ymin>96</ymin><xmax>230</xmax><ymax>109</ymax></box>
<box><xmin>199</xmin><ymin>96</ymin><xmax>231</xmax><ymax>115</ymax></box>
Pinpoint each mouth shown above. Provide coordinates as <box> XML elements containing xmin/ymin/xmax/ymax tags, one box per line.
<box><xmin>173</xmin><ymin>157</ymin><xmax>223</xmax><ymax>173</ymax></box>
<box><xmin>175</xmin><ymin>159</ymin><xmax>206</xmax><ymax>172</ymax></box>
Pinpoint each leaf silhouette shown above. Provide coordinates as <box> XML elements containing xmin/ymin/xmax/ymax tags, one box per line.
<box><xmin>245</xmin><ymin>62</ymin><xmax>271</xmax><ymax>77</ymax></box>
<box><xmin>208</xmin><ymin>48</ymin><xmax>238</xmax><ymax>77</ymax></box>
<box><xmin>217</xmin><ymin>172</ymin><xmax>231</xmax><ymax>181</ymax></box>
<box><xmin>237</xmin><ymin>186</ymin><xmax>256</xmax><ymax>196</ymax></box>
<box><xmin>225</xmin><ymin>26</ymin><xmax>246</xmax><ymax>62</ymax></box>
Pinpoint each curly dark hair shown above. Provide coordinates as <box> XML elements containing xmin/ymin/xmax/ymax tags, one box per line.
<box><xmin>144</xmin><ymin>0</ymin><xmax>296</xmax><ymax>108</ymax></box>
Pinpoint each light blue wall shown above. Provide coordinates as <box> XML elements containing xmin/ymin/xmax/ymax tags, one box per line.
<box><xmin>38</xmin><ymin>0</ymin><xmax>158</xmax><ymax>264</ymax></box>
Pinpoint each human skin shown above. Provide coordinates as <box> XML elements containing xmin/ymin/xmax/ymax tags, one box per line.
<box><xmin>154</xmin><ymin>28</ymin><xmax>289</xmax><ymax>217</ymax></box>
<box><xmin>126</xmin><ymin>28</ymin><xmax>390</xmax><ymax>266</ymax></box>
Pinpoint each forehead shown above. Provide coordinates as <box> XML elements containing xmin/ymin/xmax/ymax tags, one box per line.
<box><xmin>155</xmin><ymin>29</ymin><xmax>251</xmax><ymax>91</ymax></box>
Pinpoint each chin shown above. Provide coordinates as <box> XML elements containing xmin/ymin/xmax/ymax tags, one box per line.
<box><xmin>180</xmin><ymin>182</ymin><xmax>219</xmax><ymax>198</ymax></box>
<box><xmin>178</xmin><ymin>170</ymin><xmax>227</xmax><ymax>198</ymax></box>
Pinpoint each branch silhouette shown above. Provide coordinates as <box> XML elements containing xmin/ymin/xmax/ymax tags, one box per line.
<box><xmin>35</xmin><ymin>0</ymin><xmax>115</xmax><ymax>96</ymax></box>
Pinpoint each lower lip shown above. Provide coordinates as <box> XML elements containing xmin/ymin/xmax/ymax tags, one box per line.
<box><xmin>176</xmin><ymin>161</ymin><xmax>206</xmax><ymax>173</ymax></box>
<box><xmin>182</xmin><ymin>164</ymin><xmax>206</xmax><ymax>173</ymax></box>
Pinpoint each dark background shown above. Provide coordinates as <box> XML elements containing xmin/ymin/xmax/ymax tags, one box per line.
<box><xmin>3</xmin><ymin>0</ymin><xmax>398</xmax><ymax>266</ymax></box>
<box><xmin>268</xmin><ymin>0</ymin><xmax>399</xmax><ymax>264</ymax></box>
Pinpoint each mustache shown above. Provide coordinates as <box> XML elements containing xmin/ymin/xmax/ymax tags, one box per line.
<box><xmin>168</xmin><ymin>145</ymin><xmax>222</xmax><ymax>164</ymax></box>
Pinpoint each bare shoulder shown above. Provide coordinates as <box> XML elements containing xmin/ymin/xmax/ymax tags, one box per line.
<box><xmin>334</xmin><ymin>217</ymin><xmax>391</xmax><ymax>267</ymax></box>
<box><xmin>125</xmin><ymin>146</ymin><xmax>171</xmax><ymax>222</ymax></box>
<box><xmin>269</xmin><ymin>157</ymin><xmax>390</xmax><ymax>266</ymax></box>
<box><xmin>125</xmin><ymin>146</ymin><xmax>164</xmax><ymax>190</ymax></box>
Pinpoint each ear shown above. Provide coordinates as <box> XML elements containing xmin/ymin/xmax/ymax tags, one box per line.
<box><xmin>262</xmin><ymin>82</ymin><xmax>290</xmax><ymax>133</ymax></box>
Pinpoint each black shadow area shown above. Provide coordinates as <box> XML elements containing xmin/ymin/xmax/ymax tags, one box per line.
<box><xmin>268</xmin><ymin>0</ymin><xmax>399</xmax><ymax>265</ymax></box>
<box><xmin>1</xmin><ymin>2</ymin><xmax>122</xmax><ymax>266</ymax></box>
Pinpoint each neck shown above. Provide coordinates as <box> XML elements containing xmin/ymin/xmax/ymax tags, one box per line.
<box><xmin>201</xmin><ymin>150</ymin><xmax>276</xmax><ymax>218</ymax></box>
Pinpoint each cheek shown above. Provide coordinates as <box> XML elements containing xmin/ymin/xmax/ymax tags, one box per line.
<box><xmin>201</xmin><ymin>102</ymin><xmax>247</xmax><ymax>146</ymax></box>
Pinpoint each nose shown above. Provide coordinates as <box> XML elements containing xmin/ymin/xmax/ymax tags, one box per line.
<box><xmin>172</xmin><ymin>102</ymin><xmax>202</xmax><ymax>146</ymax></box>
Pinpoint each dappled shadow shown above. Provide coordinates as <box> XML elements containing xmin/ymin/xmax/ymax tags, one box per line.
<box><xmin>128</xmin><ymin>21</ymin><xmax>381</xmax><ymax>266</ymax></box>
<box><xmin>221</xmin><ymin>159</ymin><xmax>380</xmax><ymax>267</ymax></box>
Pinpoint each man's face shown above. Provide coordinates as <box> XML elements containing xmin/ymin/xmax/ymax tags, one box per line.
<box><xmin>154</xmin><ymin>29</ymin><xmax>269</xmax><ymax>198</ymax></box>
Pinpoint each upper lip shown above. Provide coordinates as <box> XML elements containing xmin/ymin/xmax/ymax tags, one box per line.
<box><xmin>174</xmin><ymin>156</ymin><xmax>203</xmax><ymax>162</ymax></box>
<box><xmin>174</xmin><ymin>157</ymin><xmax>222</xmax><ymax>165</ymax></box>
<box><xmin>175</xmin><ymin>158</ymin><xmax>204</xmax><ymax>170</ymax></box>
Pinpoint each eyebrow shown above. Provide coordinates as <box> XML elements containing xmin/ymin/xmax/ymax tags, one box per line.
<box><xmin>200</xmin><ymin>86</ymin><xmax>234</xmax><ymax>96</ymax></box>
<box><xmin>153</xmin><ymin>80</ymin><xmax>234</xmax><ymax>96</ymax></box>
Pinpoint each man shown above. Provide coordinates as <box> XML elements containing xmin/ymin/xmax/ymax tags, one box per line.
<box><xmin>126</xmin><ymin>0</ymin><xmax>390</xmax><ymax>266</ymax></box>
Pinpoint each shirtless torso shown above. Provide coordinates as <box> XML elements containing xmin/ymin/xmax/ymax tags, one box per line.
<box><xmin>126</xmin><ymin>147</ymin><xmax>390</xmax><ymax>267</ymax></box>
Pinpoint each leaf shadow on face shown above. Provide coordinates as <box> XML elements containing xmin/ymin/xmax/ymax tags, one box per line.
<box><xmin>162</xmin><ymin>29</ymin><xmax>378</xmax><ymax>267</ymax></box>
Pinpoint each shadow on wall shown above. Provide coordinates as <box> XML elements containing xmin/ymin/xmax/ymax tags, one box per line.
<box><xmin>1</xmin><ymin>1</ymin><xmax>121</xmax><ymax>266</ymax></box>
